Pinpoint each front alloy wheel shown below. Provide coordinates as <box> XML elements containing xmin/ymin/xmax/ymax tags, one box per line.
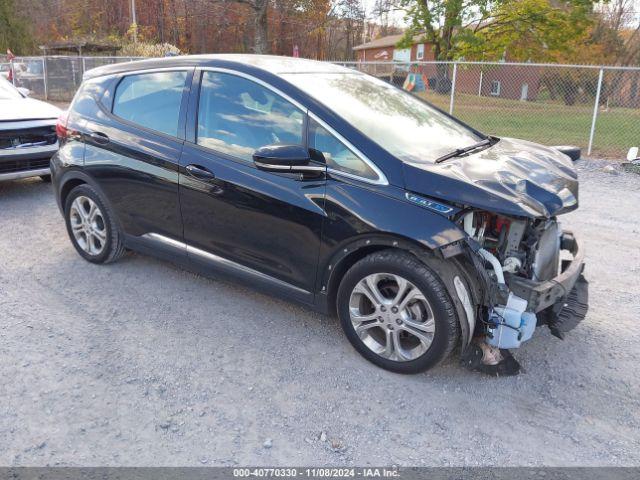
<box><xmin>337</xmin><ymin>250</ymin><xmax>459</xmax><ymax>374</ymax></box>
<box><xmin>349</xmin><ymin>273</ymin><xmax>435</xmax><ymax>362</ymax></box>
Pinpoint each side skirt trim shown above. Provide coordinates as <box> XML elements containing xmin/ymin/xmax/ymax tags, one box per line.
<box><xmin>142</xmin><ymin>232</ymin><xmax>310</xmax><ymax>296</ymax></box>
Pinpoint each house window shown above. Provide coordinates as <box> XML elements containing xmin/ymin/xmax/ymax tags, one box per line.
<box><xmin>417</xmin><ymin>44</ymin><xmax>425</xmax><ymax>60</ymax></box>
<box><xmin>490</xmin><ymin>80</ymin><xmax>501</xmax><ymax>96</ymax></box>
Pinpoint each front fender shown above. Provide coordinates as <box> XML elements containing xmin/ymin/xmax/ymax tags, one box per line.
<box><xmin>320</xmin><ymin>180</ymin><xmax>465</xmax><ymax>254</ymax></box>
<box><xmin>317</xmin><ymin>179</ymin><xmax>470</xmax><ymax>308</ymax></box>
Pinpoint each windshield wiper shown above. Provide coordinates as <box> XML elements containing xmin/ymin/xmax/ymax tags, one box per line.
<box><xmin>434</xmin><ymin>137</ymin><xmax>498</xmax><ymax>164</ymax></box>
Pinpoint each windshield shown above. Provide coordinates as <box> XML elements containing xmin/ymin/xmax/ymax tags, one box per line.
<box><xmin>0</xmin><ymin>79</ymin><xmax>22</xmax><ymax>100</ymax></box>
<box><xmin>282</xmin><ymin>73</ymin><xmax>484</xmax><ymax>164</ymax></box>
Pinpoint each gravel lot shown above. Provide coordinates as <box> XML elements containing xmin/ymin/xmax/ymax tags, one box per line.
<box><xmin>1</xmin><ymin>160</ymin><xmax>639</xmax><ymax>467</ymax></box>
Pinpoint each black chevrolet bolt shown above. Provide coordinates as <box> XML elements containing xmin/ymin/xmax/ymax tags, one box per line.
<box><xmin>52</xmin><ymin>54</ymin><xmax>588</xmax><ymax>375</ymax></box>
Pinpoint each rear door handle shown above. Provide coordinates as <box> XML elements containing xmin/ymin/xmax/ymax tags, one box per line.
<box><xmin>185</xmin><ymin>164</ymin><xmax>216</xmax><ymax>181</ymax></box>
<box><xmin>88</xmin><ymin>131</ymin><xmax>110</xmax><ymax>145</ymax></box>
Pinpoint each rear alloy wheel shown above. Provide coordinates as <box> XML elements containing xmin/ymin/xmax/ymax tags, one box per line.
<box><xmin>69</xmin><ymin>196</ymin><xmax>108</xmax><ymax>256</ymax></box>
<box><xmin>337</xmin><ymin>250</ymin><xmax>459</xmax><ymax>374</ymax></box>
<box><xmin>64</xmin><ymin>184</ymin><xmax>125</xmax><ymax>264</ymax></box>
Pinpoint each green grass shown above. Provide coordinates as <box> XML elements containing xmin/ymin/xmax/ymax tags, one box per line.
<box><xmin>417</xmin><ymin>91</ymin><xmax>640</xmax><ymax>159</ymax></box>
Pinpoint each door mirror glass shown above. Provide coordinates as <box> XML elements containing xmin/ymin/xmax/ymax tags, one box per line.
<box><xmin>627</xmin><ymin>147</ymin><xmax>639</xmax><ymax>161</ymax></box>
<box><xmin>254</xmin><ymin>144</ymin><xmax>320</xmax><ymax>173</ymax></box>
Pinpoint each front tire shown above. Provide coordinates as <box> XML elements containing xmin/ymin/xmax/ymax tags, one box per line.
<box><xmin>337</xmin><ymin>250</ymin><xmax>459</xmax><ymax>374</ymax></box>
<box><xmin>64</xmin><ymin>184</ymin><xmax>125</xmax><ymax>264</ymax></box>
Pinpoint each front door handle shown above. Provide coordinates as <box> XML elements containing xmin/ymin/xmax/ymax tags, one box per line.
<box><xmin>185</xmin><ymin>164</ymin><xmax>216</xmax><ymax>181</ymax></box>
<box><xmin>88</xmin><ymin>131</ymin><xmax>110</xmax><ymax>145</ymax></box>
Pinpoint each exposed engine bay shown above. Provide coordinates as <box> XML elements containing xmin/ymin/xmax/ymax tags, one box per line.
<box><xmin>455</xmin><ymin>210</ymin><xmax>588</xmax><ymax>373</ymax></box>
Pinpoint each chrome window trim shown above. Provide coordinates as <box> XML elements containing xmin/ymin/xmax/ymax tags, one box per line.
<box><xmin>87</xmin><ymin>66</ymin><xmax>193</xmax><ymax>82</ymax></box>
<box><xmin>308</xmin><ymin>111</ymin><xmax>388</xmax><ymax>186</ymax></box>
<box><xmin>142</xmin><ymin>233</ymin><xmax>310</xmax><ymax>296</ymax></box>
<box><xmin>97</xmin><ymin>65</ymin><xmax>387</xmax><ymax>186</ymax></box>
<box><xmin>199</xmin><ymin>67</ymin><xmax>308</xmax><ymax>114</ymax></box>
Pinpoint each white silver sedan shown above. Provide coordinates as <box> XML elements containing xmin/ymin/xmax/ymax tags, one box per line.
<box><xmin>0</xmin><ymin>77</ymin><xmax>62</xmax><ymax>182</ymax></box>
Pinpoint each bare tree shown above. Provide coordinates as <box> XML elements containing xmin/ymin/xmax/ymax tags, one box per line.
<box><xmin>231</xmin><ymin>0</ymin><xmax>269</xmax><ymax>53</ymax></box>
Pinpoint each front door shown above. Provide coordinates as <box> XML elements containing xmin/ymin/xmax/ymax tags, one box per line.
<box><xmin>178</xmin><ymin>70</ymin><xmax>326</xmax><ymax>302</ymax></box>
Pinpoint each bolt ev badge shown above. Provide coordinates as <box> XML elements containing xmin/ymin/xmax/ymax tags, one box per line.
<box><xmin>405</xmin><ymin>193</ymin><xmax>453</xmax><ymax>215</ymax></box>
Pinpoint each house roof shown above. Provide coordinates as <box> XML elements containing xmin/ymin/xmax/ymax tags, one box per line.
<box><xmin>39</xmin><ymin>41</ymin><xmax>121</xmax><ymax>55</ymax></box>
<box><xmin>353</xmin><ymin>34</ymin><xmax>405</xmax><ymax>51</ymax></box>
<box><xmin>353</xmin><ymin>33</ymin><xmax>427</xmax><ymax>51</ymax></box>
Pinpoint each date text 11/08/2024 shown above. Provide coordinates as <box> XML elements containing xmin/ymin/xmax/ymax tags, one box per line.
<box><xmin>232</xmin><ymin>468</ymin><xmax>400</xmax><ymax>478</ymax></box>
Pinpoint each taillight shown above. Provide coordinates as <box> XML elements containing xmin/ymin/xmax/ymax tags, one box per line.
<box><xmin>56</xmin><ymin>111</ymin><xmax>69</xmax><ymax>139</ymax></box>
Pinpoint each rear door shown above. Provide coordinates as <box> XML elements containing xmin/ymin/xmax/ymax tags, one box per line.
<box><xmin>83</xmin><ymin>68</ymin><xmax>192</xmax><ymax>244</ymax></box>
<box><xmin>178</xmin><ymin>69</ymin><xmax>326</xmax><ymax>302</ymax></box>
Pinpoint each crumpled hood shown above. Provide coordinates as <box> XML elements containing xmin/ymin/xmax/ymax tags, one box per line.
<box><xmin>403</xmin><ymin>137</ymin><xmax>579</xmax><ymax>218</ymax></box>
<box><xmin>0</xmin><ymin>98</ymin><xmax>61</xmax><ymax>122</ymax></box>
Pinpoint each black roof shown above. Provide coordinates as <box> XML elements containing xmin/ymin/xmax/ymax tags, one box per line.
<box><xmin>83</xmin><ymin>54</ymin><xmax>356</xmax><ymax>80</ymax></box>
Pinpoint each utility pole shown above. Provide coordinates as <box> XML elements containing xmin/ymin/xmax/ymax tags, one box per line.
<box><xmin>131</xmin><ymin>0</ymin><xmax>138</xmax><ymax>43</ymax></box>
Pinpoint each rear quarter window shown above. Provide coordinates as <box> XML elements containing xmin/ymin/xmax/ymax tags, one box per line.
<box><xmin>69</xmin><ymin>78</ymin><xmax>108</xmax><ymax>117</ymax></box>
<box><xmin>112</xmin><ymin>71</ymin><xmax>187</xmax><ymax>137</ymax></box>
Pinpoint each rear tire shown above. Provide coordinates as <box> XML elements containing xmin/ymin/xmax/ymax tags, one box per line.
<box><xmin>64</xmin><ymin>184</ymin><xmax>125</xmax><ymax>264</ymax></box>
<box><xmin>337</xmin><ymin>250</ymin><xmax>459</xmax><ymax>374</ymax></box>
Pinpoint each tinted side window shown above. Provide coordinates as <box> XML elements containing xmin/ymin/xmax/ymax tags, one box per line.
<box><xmin>309</xmin><ymin>118</ymin><xmax>378</xmax><ymax>181</ymax></box>
<box><xmin>197</xmin><ymin>71</ymin><xmax>304</xmax><ymax>162</ymax></box>
<box><xmin>113</xmin><ymin>71</ymin><xmax>187</xmax><ymax>137</ymax></box>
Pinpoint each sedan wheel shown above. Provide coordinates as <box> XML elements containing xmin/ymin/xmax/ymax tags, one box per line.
<box><xmin>349</xmin><ymin>273</ymin><xmax>435</xmax><ymax>362</ymax></box>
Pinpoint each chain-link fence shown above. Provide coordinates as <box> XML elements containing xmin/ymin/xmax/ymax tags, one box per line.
<box><xmin>337</xmin><ymin>61</ymin><xmax>640</xmax><ymax>159</ymax></box>
<box><xmin>1</xmin><ymin>56</ymin><xmax>142</xmax><ymax>102</ymax></box>
<box><xmin>2</xmin><ymin>56</ymin><xmax>638</xmax><ymax>159</ymax></box>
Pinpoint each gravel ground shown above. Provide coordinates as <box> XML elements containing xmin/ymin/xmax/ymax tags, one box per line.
<box><xmin>0</xmin><ymin>160</ymin><xmax>639</xmax><ymax>467</ymax></box>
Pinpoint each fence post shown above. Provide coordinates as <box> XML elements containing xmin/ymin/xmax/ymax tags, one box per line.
<box><xmin>449</xmin><ymin>62</ymin><xmax>457</xmax><ymax>115</ymax></box>
<box><xmin>588</xmin><ymin>68</ymin><xmax>604</xmax><ymax>156</ymax></box>
<box><xmin>42</xmin><ymin>57</ymin><xmax>48</xmax><ymax>100</ymax></box>
<box><xmin>478</xmin><ymin>70</ymin><xmax>483</xmax><ymax>97</ymax></box>
<box><xmin>9</xmin><ymin>58</ymin><xmax>15</xmax><ymax>85</ymax></box>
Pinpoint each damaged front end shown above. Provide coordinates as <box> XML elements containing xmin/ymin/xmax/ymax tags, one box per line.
<box><xmin>403</xmin><ymin>137</ymin><xmax>589</xmax><ymax>374</ymax></box>
<box><xmin>457</xmin><ymin>211</ymin><xmax>588</xmax><ymax>374</ymax></box>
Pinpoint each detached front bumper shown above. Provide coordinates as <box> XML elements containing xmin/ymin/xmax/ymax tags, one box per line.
<box><xmin>505</xmin><ymin>231</ymin><xmax>585</xmax><ymax>313</ymax></box>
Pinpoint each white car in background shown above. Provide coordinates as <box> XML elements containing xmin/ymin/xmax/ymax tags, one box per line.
<box><xmin>0</xmin><ymin>77</ymin><xmax>61</xmax><ymax>182</ymax></box>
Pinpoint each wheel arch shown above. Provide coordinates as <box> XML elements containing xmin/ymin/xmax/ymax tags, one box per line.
<box><xmin>57</xmin><ymin>170</ymin><xmax>124</xmax><ymax>232</ymax></box>
<box><xmin>59</xmin><ymin>177</ymin><xmax>87</xmax><ymax>210</ymax></box>
<box><xmin>320</xmin><ymin>233</ymin><xmax>482</xmax><ymax>352</ymax></box>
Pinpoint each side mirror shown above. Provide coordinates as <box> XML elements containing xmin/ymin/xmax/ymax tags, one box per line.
<box><xmin>17</xmin><ymin>87</ymin><xmax>30</xmax><ymax>97</ymax></box>
<box><xmin>627</xmin><ymin>147</ymin><xmax>639</xmax><ymax>162</ymax></box>
<box><xmin>253</xmin><ymin>144</ymin><xmax>324</xmax><ymax>174</ymax></box>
